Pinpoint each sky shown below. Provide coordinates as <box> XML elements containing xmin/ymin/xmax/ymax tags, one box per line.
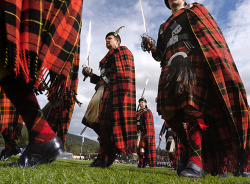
<box><xmin>37</xmin><ymin>0</ymin><xmax>250</xmax><ymax>149</ymax></box>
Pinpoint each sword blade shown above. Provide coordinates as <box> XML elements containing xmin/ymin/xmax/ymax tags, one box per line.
<box><xmin>139</xmin><ymin>0</ymin><xmax>148</xmax><ymax>36</ymax></box>
<box><xmin>141</xmin><ymin>78</ymin><xmax>149</xmax><ymax>99</ymax></box>
<box><xmin>80</xmin><ymin>126</ymin><xmax>87</xmax><ymax>135</ymax></box>
<box><xmin>137</xmin><ymin>78</ymin><xmax>149</xmax><ymax>111</ymax></box>
<box><xmin>86</xmin><ymin>20</ymin><xmax>92</xmax><ymax>66</ymax></box>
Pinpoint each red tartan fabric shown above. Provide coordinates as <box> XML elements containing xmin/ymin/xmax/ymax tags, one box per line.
<box><xmin>0</xmin><ymin>0</ymin><xmax>82</xmax><ymax>101</ymax></box>
<box><xmin>0</xmin><ymin>88</ymin><xmax>22</xmax><ymax>135</ymax></box>
<box><xmin>42</xmin><ymin>102</ymin><xmax>74</xmax><ymax>144</ymax></box>
<box><xmin>93</xmin><ymin>46</ymin><xmax>137</xmax><ymax>154</ymax></box>
<box><xmin>186</xmin><ymin>120</ymin><xmax>202</xmax><ymax>167</ymax></box>
<box><xmin>43</xmin><ymin>45</ymin><xmax>80</xmax><ymax>144</ymax></box>
<box><xmin>154</xmin><ymin>3</ymin><xmax>250</xmax><ymax>173</ymax></box>
<box><xmin>137</xmin><ymin>108</ymin><xmax>157</xmax><ymax>167</ymax></box>
<box><xmin>187</xmin><ymin>3</ymin><xmax>250</xmax><ymax>151</ymax></box>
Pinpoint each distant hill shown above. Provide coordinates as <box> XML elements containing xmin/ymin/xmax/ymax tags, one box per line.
<box><xmin>65</xmin><ymin>133</ymin><xmax>99</xmax><ymax>146</ymax></box>
<box><xmin>65</xmin><ymin>133</ymin><xmax>99</xmax><ymax>156</ymax></box>
<box><xmin>0</xmin><ymin>127</ymin><xmax>99</xmax><ymax>156</ymax></box>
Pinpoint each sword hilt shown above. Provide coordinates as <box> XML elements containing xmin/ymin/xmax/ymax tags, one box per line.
<box><xmin>141</xmin><ymin>33</ymin><xmax>155</xmax><ymax>52</ymax></box>
<box><xmin>82</xmin><ymin>65</ymin><xmax>92</xmax><ymax>82</ymax></box>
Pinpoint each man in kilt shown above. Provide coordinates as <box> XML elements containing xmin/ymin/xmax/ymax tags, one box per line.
<box><xmin>136</xmin><ymin>98</ymin><xmax>156</xmax><ymax>168</ymax></box>
<box><xmin>0</xmin><ymin>0</ymin><xmax>83</xmax><ymax>168</ymax></box>
<box><xmin>142</xmin><ymin>0</ymin><xmax>250</xmax><ymax>178</ymax></box>
<box><xmin>159</xmin><ymin>121</ymin><xmax>179</xmax><ymax>170</ymax></box>
<box><xmin>0</xmin><ymin>88</ymin><xmax>23</xmax><ymax>161</ymax></box>
<box><xmin>82</xmin><ymin>29</ymin><xmax>137</xmax><ymax>167</ymax></box>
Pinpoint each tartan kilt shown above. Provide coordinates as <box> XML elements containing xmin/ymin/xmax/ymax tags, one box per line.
<box><xmin>98</xmin><ymin>85</ymin><xmax>112</xmax><ymax>122</ymax></box>
<box><xmin>98</xmin><ymin>83</ymin><xmax>136</xmax><ymax>154</ymax></box>
<box><xmin>157</xmin><ymin>42</ymin><xmax>212</xmax><ymax>114</ymax></box>
<box><xmin>138</xmin><ymin>131</ymin><xmax>147</xmax><ymax>149</ymax></box>
<box><xmin>0</xmin><ymin>88</ymin><xmax>23</xmax><ymax>135</ymax></box>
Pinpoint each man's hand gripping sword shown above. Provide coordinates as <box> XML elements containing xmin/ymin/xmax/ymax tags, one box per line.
<box><xmin>139</xmin><ymin>0</ymin><xmax>155</xmax><ymax>52</ymax></box>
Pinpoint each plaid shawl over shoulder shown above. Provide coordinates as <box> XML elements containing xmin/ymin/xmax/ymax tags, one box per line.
<box><xmin>1</xmin><ymin>0</ymin><xmax>82</xmax><ymax>102</ymax></box>
<box><xmin>186</xmin><ymin>3</ymin><xmax>250</xmax><ymax>153</ymax></box>
<box><xmin>42</xmin><ymin>46</ymin><xmax>80</xmax><ymax>144</ymax></box>
<box><xmin>100</xmin><ymin>46</ymin><xmax>137</xmax><ymax>154</ymax></box>
<box><xmin>137</xmin><ymin>108</ymin><xmax>157</xmax><ymax>167</ymax></box>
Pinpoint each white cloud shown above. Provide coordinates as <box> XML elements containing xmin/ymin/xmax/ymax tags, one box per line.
<box><xmin>223</xmin><ymin>0</ymin><xmax>250</xmax><ymax>100</ymax></box>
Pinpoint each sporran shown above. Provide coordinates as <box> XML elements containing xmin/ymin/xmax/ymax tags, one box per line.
<box><xmin>166</xmin><ymin>136</ymin><xmax>176</xmax><ymax>153</ymax></box>
<box><xmin>84</xmin><ymin>86</ymin><xmax>104</xmax><ymax>124</ymax></box>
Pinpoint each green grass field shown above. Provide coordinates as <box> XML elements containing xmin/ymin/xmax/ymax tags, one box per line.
<box><xmin>0</xmin><ymin>157</ymin><xmax>249</xmax><ymax>184</ymax></box>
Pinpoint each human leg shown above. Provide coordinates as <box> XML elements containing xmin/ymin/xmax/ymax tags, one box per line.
<box><xmin>138</xmin><ymin>147</ymin><xmax>145</xmax><ymax>168</ymax></box>
<box><xmin>234</xmin><ymin>148</ymin><xmax>250</xmax><ymax>177</ymax></box>
<box><xmin>179</xmin><ymin>106</ymin><xmax>205</xmax><ymax>178</ymax></box>
<box><xmin>161</xmin><ymin>110</ymin><xmax>189</xmax><ymax>175</ymax></box>
<box><xmin>0</xmin><ymin>129</ymin><xmax>22</xmax><ymax>161</ymax></box>
<box><xmin>0</xmin><ymin>62</ymin><xmax>63</xmax><ymax>167</ymax></box>
<box><xmin>88</xmin><ymin>120</ymin><xmax>115</xmax><ymax>168</ymax></box>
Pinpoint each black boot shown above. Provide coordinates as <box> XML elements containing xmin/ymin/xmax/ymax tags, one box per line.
<box><xmin>177</xmin><ymin>152</ymin><xmax>189</xmax><ymax>175</ymax></box>
<box><xmin>106</xmin><ymin>153</ymin><xmax>116</xmax><ymax>168</ymax></box>
<box><xmin>87</xmin><ymin>157</ymin><xmax>106</xmax><ymax>168</ymax></box>
<box><xmin>233</xmin><ymin>167</ymin><xmax>241</xmax><ymax>177</ymax></box>
<box><xmin>242</xmin><ymin>172</ymin><xmax>250</xmax><ymax>177</ymax></box>
<box><xmin>180</xmin><ymin>162</ymin><xmax>205</xmax><ymax>178</ymax></box>
<box><xmin>0</xmin><ymin>145</ymin><xmax>22</xmax><ymax>161</ymax></box>
<box><xmin>4</xmin><ymin>136</ymin><xmax>64</xmax><ymax>168</ymax></box>
<box><xmin>219</xmin><ymin>172</ymin><xmax>229</xmax><ymax>178</ymax></box>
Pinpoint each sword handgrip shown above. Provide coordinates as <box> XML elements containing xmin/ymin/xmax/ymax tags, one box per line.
<box><xmin>83</xmin><ymin>75</ymin><xmax>88</xmax><ymax>81</ymax></box>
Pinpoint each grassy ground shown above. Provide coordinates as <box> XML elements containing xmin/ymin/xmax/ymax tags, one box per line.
<box><xmin>0</xmin><ymin>157</ymin><xmax>249</xmax><ymax>184</ymax></box>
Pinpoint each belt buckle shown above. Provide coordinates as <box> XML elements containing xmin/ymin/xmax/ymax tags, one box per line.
<box><xmin>173</xmin><ymin>25</ymin><xmax>182</xmax><ymax>35</ymax></box>
<box><xmin>172</xmin><ymin>35</ymin><xmax>178</xmax><ymax>44</ymax></box>
<box><xmin>167</xmin><ymin>35</ymin><xmax>179</xmax><ymax>48</ymax></box>
<box><xmin>170</xmin><ymin>35</ymin><xmax>178</xmax><ymax>45</ymax></box>
<box><xmin>102</xmin><ymin>76</ymin><xmax>110</xmax><ymax>84</ymax></box>
<box><xmin>100</xmin><ymin>68</ymin><xmax>105</xmax><ymax>75</ymax></box>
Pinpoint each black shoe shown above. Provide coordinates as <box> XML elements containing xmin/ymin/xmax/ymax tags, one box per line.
<box><xmin>180</xmin><ymin>162</ymin><xmax>205</xmax><ymax>178</ymax></box>
<box><xmin>106</xmin><ymin>154</ymin><xmax>116</xmax><ymax>168</ymax></box>
<box><xmin>233</xmin><ymin>169</ymin><xmax>241</xmax><ymax>177</ymax></box>
<box><xmin>219</xmin><ymin>172</ymin><xmax>229</xmax><ymax>178</ymax></box>
<box><xmin>171</xmin><ymin>167</ymin><xmax>176</xmax><ymax>171</ymax></box>
<box><xmin>87</xmin><ymin>158</ymin><xmax>106</xmax><ymax>168</ymax></box>
<box><xmin>86</xmin><ymin>158</ymin><xmax>98</xmax><ymax>167</ymax></box>
<box><xmin>4</xmin><ymin>136</ymin><xmax>64</xmax><ymax>168</ymax></box>
<box><xmin>0</xmin><ymin>145</ymin><xmax>22</xmax><ymax>161</ymax></box>
<box><xmin>177</xmin><ymin>162</ymin><xmax>186</xmax><ymax>175</ymax></box>
<box><xmin>177</xmin><ymin>152</ymin><xmax>189</xmax><ymax>175</ymax></box>
<box><xmin>242</xmin><ymin>172</ymin><xmax>250</xmax><ymax>177</ymax></box>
